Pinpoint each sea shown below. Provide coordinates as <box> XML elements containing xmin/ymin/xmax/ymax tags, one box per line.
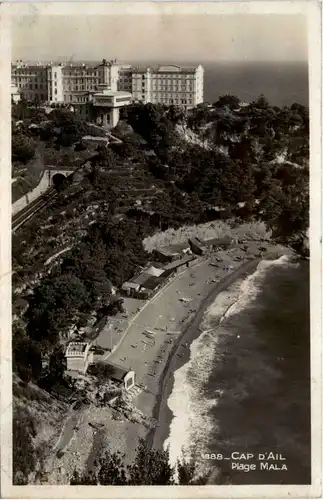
<box><xmin>67</xmin><ymin>60</ymin><xmax>308</xmax><ymax>107</ymax></box>
<box><xmin>164</xmin><ymin>256</ymin><xmax>311</xmax><ymax>484</ymax></box>
<box><xmin>135</xmin><ymin>60</ymin><xmax>309</xmax><ymax>107</ymax></box>
<box><xmin>202</xmin><ymin>61</ymin><xmax>308</xmax><ymax>107</ymax></box>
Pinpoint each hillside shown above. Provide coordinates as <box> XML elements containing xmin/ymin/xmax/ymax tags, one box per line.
<box><xmin>13</xmin><ymin>374</ymin><xmax>69</xmax><ymax>484</ymax></box>
<box><xmin>11</xmin><ymin>95</ymin><xmax>309</xmax><ymax>482</ymax></box>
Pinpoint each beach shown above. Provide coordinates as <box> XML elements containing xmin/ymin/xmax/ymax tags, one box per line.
<box><xmin>95</xmin><ymin>238</ymin><xmax>294</xmax><ymax>463</ymax></box>
<box><xmin>155</xmin><ymin>255</ymin><xmax>310</xmax><ymax>485</ymax></box>
<box><xmin>42</xmin><ymin>235</ymin><xmax>300</xmax><ymax>484</ymax></box>
<box><xmin>147</xmin><ymin>258</ymin><xmax>261</xmax><ymax>447</ymax></box>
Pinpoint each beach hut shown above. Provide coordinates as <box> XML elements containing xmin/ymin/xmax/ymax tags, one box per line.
<box><xmin>162</xmin><ymin>255</ymin><xmax>196</xmax><ymax>277</ymax></box>
<box><xmin>105</xmin><ymin>362</ymin><xmax>136</xmax><ymax>391</ymax></box>
<box><xmin>154</xmin><ymin>242</ymin><xmax>191</xmax><ymax>263</ymax></box>
<box><xmin>203</xmin><ymin>236</ymin><xmax>234</xmax><ymax>251</ymax></box>
<box><xmin>121</xmin><ymin>281</ymin><xmax>140</xmax><ymax>297</ymax></box>
<box><xmin>189</xmin><ymin>237</ymin><xmax>207</xmax><ymax>256</ymax></box>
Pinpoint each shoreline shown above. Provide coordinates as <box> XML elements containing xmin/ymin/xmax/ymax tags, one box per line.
<box><xmin>44</xmin><ymin>242</ymin><xmax>295</xmax><ymax>483</ymax></box>
<box><xmin>147</xmin><ymin>258</ymin><xmax>262</xmax><ymax>453</ymax></box>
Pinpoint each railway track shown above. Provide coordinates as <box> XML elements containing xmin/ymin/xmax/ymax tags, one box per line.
<box><xmin>11</xmin><ymin>158</ymin><xmax>95</xmax><ymax>232</ymax></box>
<box><xmin>12</xmin><ymin>188</ymin><xmax>58</xmax><ymax>232</ymax></box>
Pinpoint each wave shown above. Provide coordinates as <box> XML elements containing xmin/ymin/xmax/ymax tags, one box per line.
<box><xmin>163</xmin><ymin>255</ymin><xmax>297</xmax><ymax>475</ymax></box>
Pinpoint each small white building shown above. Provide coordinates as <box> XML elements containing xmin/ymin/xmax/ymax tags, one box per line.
<box><xmin>65</xmin><ymin>342</ymin><xmax>93</xmax><ymax>374</ymax></box>
<box><xmin>11</xmin><ymin>83</ymin><xmax>21</xmax><ymax>103</ymax></box>
<box><xmin>106</xmin><ymin>362</ymin><xmax>136</xmax><ymax>391</ymax></box>
<box><xmin>91</xmin><ymin>89</ymin><xmax>132</xmax><ymax>128</ymax></box>
<box><xmin>121</xmin><ymin>281</ymin><xmax>141</xmax><ymax>297</ymax></box>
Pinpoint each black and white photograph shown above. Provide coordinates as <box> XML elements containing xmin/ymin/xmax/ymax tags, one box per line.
<box><xmin>0</xmin><ymin>1</ymin><xmax>321</xmax><ymax>498</ymax></box>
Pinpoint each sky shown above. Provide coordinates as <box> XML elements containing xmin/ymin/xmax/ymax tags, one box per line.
<box><xmin>12</xmin><ymin>14</ymin><xmax>307</xmax><ymax>64</ymax></box>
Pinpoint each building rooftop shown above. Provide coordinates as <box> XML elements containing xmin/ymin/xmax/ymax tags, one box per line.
<box><xmin>203</xmin><ymin>236</ymin><xmax>234</xmax><ymax>247</ymax></box>
<box><xmin>66</xmin><ymin>342</ymin><xmax>89</xmax><ymax>357</ymax></box>
<box><xmin>105</xmin><ymin>362</ymin><xmax>132</xmax><ymax>382</ymax></box>
<box><xmin>145</xmin><ymin>265</ymin><xmax>165</xmax><ymax>277</ymax></box>
<box><xmin>94</xmin><ymin>90</ymin><xmax>132</xmax><ymax>98</ymax></box>
<box><xmin>131</xmin><ymin>64</ymin><xmax>202</xmax><ymax>74</ymax></box>
<box><xmin>189</xmin><ymin>237</ymin><xmax>207</xmax><ymax>247</ymax></box>
<box><xmin>163</xmin><ymin>255</ymin><xmax>196</xmax><ymax>272</ymax></box>
<box><xmin>121</xmin><ymin>281</ymin><xmax>140</xmax><ymax>291</ymax></box>
<box><xmin>157</xmin><ymin>242</ymin><xmax>191</xmax><ymax>257</ymax></box>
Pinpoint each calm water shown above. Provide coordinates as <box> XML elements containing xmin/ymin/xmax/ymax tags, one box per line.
<box><xmin>202</xmin><ymin>61</ymin><xmax>308</xmax><ymax>107</ymax></box>
<box><xmin>165</xmin><ymin>257</ymin><xmax>311</xmax><ymax>484</ymax></box>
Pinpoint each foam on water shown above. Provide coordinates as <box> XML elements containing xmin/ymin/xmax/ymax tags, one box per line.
<box><xmin>163</xmin><ymin>329</ymin><xmax>220</xmax><ymax>478</ymax></box>
<box><xmin>164</xmin><ymin>255</ymin><xmax>296</xmax><ymax>475</ymax></box>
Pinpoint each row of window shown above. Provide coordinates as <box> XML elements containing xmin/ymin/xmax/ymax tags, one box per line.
<box><xmin>64</xmin><ymin>95</ymin><xmax>88</xmax><ymax>103</ymax></box>
<box><xmin>21</xmin><ymin>92</ymin><xmax>48</xmax><ymax>101</ymax></box>
<box><xmin>63</xmin><ymin>77</ymin><xmax>100</xmax><ymax>84</ymax></box>
<box><xmin>153</xmin><ymin>98</ymin><xmax>192</xmax><ymax>105</ymax></box>
<box><xmin>152</xmin><ymin>86</ymin><xmax>193</xmax><ymax>91</ymax></box>
<box><xmin>138</xmin><ymin>74</ymin><xmax>195</xmax><ymax>80</ymax></box>
<box><xmin>16</xmin><ymin>82</ymin><xmax>48</xmax><ymax>90</ymax></box>
<box><xmin>134</xmin><ymin>84</ymin><xmax>194</xmax><ymax>90</ymax></box>
<box><xmin>63</xmin><ymin>71</ymin><xmax>99</xmax><ymax>78</ymax></box>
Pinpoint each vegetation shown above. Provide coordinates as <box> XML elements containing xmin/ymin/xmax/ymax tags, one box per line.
<box><xmin>12</xmin><ymin>95</ymin><xmax>309</xmax><ymax>383</ymax></box>
<box><xmin>70</xmin><ymin>438</ymin><xmax>208</xmax><ymax>485</ymax></box>
<box><xmin>13</xmin><ymin>405</ymin><xmax>37</xmax><ymax>484</ymax></box>
<box><xmin>12</xmin><ymin>94</ymin><xmax>309</xmax><ymax>484</ymax></box>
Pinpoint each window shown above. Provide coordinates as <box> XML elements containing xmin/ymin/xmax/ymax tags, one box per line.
<box><xmin>54</xmin><ymin>89</ymin><xmax>57</xmax><ymax>95</ymax></box>
<box><xmin>54</xmin><ymin>72</ymin><xmax>57</xmax><ymax>78</ymax></box>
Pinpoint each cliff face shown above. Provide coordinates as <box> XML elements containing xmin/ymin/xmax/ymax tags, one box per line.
<box><xmin>13</xmin><ymin>375</ymin><xmax>69</xmax><ymax>485</ymax></box>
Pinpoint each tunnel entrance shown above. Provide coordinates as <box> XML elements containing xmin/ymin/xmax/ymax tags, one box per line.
<box><xmin>52</xmin><ymin>173</ymin><xmax>67</xmax><ymax>191</ymax></box>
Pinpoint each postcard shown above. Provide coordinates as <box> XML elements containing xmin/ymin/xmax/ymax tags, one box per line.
<box><xmin>0</xmin><ymin>1</ymin><xmax>321</xmax><ymax>498</ymax></box>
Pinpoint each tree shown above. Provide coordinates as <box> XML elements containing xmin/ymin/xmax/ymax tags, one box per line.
<box><xmin>214</xmin><ymin>94</ymin><xmax>241</xmax><ymax>110</ymax></box>
<box><xmin>98</xmin><ymin>449</ymin><xmax>128</xmax><ymax>485</ymax></box>
<box><xmin>13</xmin><ymin>328</ymin><xmax>42</xmax><ymax>383</ymax></box>
<box><xmin>12</xmin><ymin>134</ymin><xmax>36</xmax><ymax>164</ymax></box>
<box><xmin>13</xmin><ymin>407</ymin><xmax>37</xmax><ymax>484</ymax></box>
<box><xmin>48</xmin><ymin>346</ymin><xmax>66</xmax><ymax>381</ymax></box>
<box><xmin>69</xmin><ymin>440</ymin><xmax>212</xmax><ymax>486</ymax></box>
<box><xmin>95</xmin><ymin>145</ymin><xmax>117</xmax><ymax>170</ymax></box>
<box><xmin>127</xmin><ymin>439</ymin><xmax>174</xmax><ymax>485</ymax></box>
<box><xmin>70</xmin><ymin>470</ymin><xmax>97</xmax><ymax>485</ymax></box>
<box><xmin>49</xmin><ymin>108</ymin><xmax>87</xmax><ymax>147</ymax></box>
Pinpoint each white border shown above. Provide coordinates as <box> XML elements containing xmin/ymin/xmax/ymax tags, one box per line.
<box><xmin>0</xmin><ymin>2</ymin><xmax>321</xmax><ymax>498</ymax></box>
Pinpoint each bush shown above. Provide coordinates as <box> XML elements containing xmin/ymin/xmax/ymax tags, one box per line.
<box><xmin>12</xmin><ymin>134</ymin><xmax>36</xmax><ymax>164</ymax></box>
<box><xmin>13</xmin><ymin>406</ymin><xmax>37</xmax><ymax>484</ymax></box>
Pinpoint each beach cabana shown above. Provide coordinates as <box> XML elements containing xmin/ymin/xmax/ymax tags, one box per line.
<box><xmin>105</xmin><ymin>362</ymin><xmax>135</xmax><ymax>391</ymax></box>
<box><xmin>121</xmin><ymin>281</ymin><xmax>140</xmax><ymax>297</ymax></box>
<box><xmin>162</xmin><ymin>255</ymin><xmax>196</xmax><ymax>277</ymax></box>
<box><xmin>154</xmin><ymin>242</ymin><xmax>191</xmax><ymax>263</ymax></box>
<box><xmin>189</xmin><ymin>237</ymin><xmax>207</xmax><ymax>256</ymax></box>
<box><xmin>203</xmin><ymin>235</ymin><xmax>234</xmax><ymax>250</ymax></box>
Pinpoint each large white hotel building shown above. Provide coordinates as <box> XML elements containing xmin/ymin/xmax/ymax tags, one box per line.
<box><xmin>11</xmin><ymin>59</ymin><xmax>204</xmax><ymax>126</ymax></box>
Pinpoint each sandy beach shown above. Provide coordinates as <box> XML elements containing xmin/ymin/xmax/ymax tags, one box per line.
<box><xmin>96</xmin><ymin>238</ymin><xmax>292</xmax><ymax>462</ymax></box>
<box><xmin>42</xmin><ymin>234</ymin><xmax>294</xmax><ymax>483</ymax></box>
